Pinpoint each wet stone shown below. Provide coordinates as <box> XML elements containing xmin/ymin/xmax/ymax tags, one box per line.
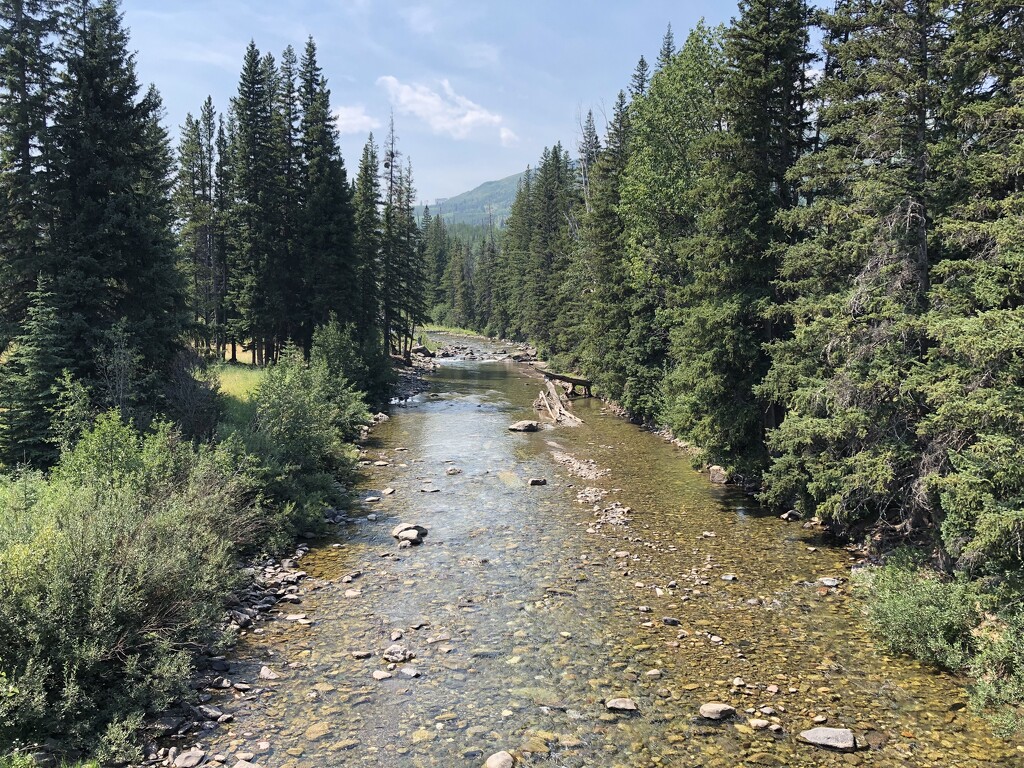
<box><xmin>800</xmin><ymin>727</ymin><xmax>857</xmax><ymax>751</ymax></box>
<box><xmin>699</xmin><ymin>702</ymin><xmax>736</xmax><ymax>720</ymax></box>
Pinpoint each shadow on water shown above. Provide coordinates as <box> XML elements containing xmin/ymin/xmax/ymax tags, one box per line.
<box><xmin>199</xmin><ymin>335</ymin><xmax>1020</xmax><ymax>768</ymax></box>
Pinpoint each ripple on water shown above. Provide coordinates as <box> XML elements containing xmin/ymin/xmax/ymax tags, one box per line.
<box><xmin>194</xmin><ymin>335</ymin><xmax>1021</xmax><ymax>768</ymax></box>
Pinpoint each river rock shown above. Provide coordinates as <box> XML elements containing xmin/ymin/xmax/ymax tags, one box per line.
<box><xmin>234</xmin><ymin>762</ymin><xmax>260</xmax><ymax>768</ymax></box>
<box><xmin>749</xmin><ymin>718</ymin><xmax>771</xmax><ymax>730</ymax></box>
<box><xmin>606</xmin><ymin>697</ymin><xmax>638</xmax><ymax>712</ymax></box>
<box><xmin>258</xmin><ymin>666</ymin><xmax>279</xmax><ymax>680</ymax></box>
<box><xmin>391</xmin><ymin>523</ymin><xmax>428</xmax><ymax>544</ymax></box>
<box><xmin>304</xmin><ymin>721</ymin><xmax>332</xmax><ymax>741</ymax></box>
<box><xmin>699</xmin><ymin>702</ymin><xmax>736</xmax><ymax>720</ymax></box>
<box><xmin>780</xmin><ymin>509</ymin><xmax>801</xmax><ymax>521</ymax></box>
<box><xmin>383</xmin><ymin>643</ymin><xmax>414</xmax><ymax>663</ymax></box>
<box><xmin>508</xmin><ymin>420</ymin><xmax>539</xmax><ymax>432</ymax></box>
<box><xmin>528</xmin><ymin>477</ymin><xmax>547</xmax><ymax>486</ymax></box>
<box><xmin>709</xmin><ymin>465</ymin><xmax>729</xmax><ymax>484</ymax></box>
<box><xmin>818</xmin><ymin>577</ymin><xmax>841</xmax><ymax>588</ymax></box>
<box><xmin>173</xmin><ymin>750</ymin><xmax>206</xmax><ymax>768</ymax></box>
<box><xmin>799</xmin><ymin>727</ymin><xmax>856</xmax><ymax>751</ymax></box>
<box><xmin>485</xmin><ymin>752</ymin><xmax>515</xmax><ymax>768</ymax></box>
<box><xmin>372</xmin><ymin>670</ymin><xmax>392</xmax><ymax>680</ymax></box>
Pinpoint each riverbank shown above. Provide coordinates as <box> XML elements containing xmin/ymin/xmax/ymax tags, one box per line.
<box><xmin>138</xmin><ymin>340</ymin><xmax>1018</xmax><ymax>768</ymax></box>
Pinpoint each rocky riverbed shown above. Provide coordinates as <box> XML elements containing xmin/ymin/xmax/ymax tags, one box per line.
<box><xmin>152</xmin><ymin>337</ymin><xmax>1022</xmax><ymax>768</ymax></box>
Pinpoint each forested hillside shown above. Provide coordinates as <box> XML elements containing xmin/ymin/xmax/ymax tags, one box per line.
<box><xmin>430</xmin><ymin>2</ymin><xmax>1024</xmax><ymax>727</ymax></box>
<box><xmin>414</xmin><ymin>169</ymin><xmax>524</xmax><ymax>227</ymax></box>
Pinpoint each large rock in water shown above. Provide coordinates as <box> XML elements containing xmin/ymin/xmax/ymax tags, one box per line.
<box><xmin>708</xmin><ymin>465</ymin><xmax>730</xmax><ymax>484</ymax></box>
<box><xmin>485</xmin><ymin>752</ymin><xmax>515</xmax><ymax>768</ymax></box>
<box><xmin>508</xmin><ymin>420</ymin><xmax>539</xmax><ymax>432</ymax></box>
<box><xmin>173</xmin><ymin>750</ymin><xmax>206</xmax><ymax>768</ymax></box>
<box><xmin>699</xmin><ymin>701</ymin><xmax>736</xmax><ymax>720</ymax></box>
<box><xmin>799</xmin><ymin>727</ymin><xmax>856</xmax><ymax>751</ymax></box>
<box><xmin>391</xmin><ymin>523</ymin><xmax>428</xmax><ymax>544</ymax></box>
<box><xmin>606</xmin><ymin>697</ymin><xmax>639</xmax><ymax>712</ymax></box>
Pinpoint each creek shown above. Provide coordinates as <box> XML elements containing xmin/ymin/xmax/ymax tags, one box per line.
<box><xmin>193</xmin><ymin>336</ymin><xmax>1020</xmax><ymax>767</ymax></box>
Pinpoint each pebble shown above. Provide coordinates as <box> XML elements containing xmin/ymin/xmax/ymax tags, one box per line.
<box><xmin>528</xmin><ymin>477</ymin><xmax>547</xmax><ymax>486</ymax></box>
<box><xmin>372</xmin><ymin>670</ymin><xmax>393</xmax><ymax>681</ymax></box>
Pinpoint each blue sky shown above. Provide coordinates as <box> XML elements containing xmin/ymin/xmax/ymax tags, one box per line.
<box><xmin>123</xmin><ymin>1</ymin><xmax>741</xmax><ymax>203</ymax></box>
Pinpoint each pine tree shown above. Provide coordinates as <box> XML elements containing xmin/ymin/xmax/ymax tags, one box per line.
<box><xmin>576</xmin><ymin>90</ymin><xmax>633</xmax><ymax>400</ymax></box>
<box><xmin>629</xmin><ymin>55</ymin><xmax>650</xmax><ymax>99</ymax></box>
<box><xmin>226</xmin><ymin>41</ymin><xmax>282</xmax><ymax>365</ymax></box>
<box><xmin>174</xmin><ymin>98</ymin><xmax>219</xmax><ymax>346</ymax></box>
<box><xmin>578</xmin><ymin>109</ymin><xmax>601</xmax><ymax>212</ymax></box>
<box><xmin>48</xmin><ymin>0</ymin><xmax>185</xmax><ymax>402</ymax></box>
<box><xmin>297</xmin><ymin>37</ymin><xmax>355</xmax><ymax>350</ymax></box>
<box><xmin>919</xmin><ymin>1</ymin><xmax>1024</xmax><ymax>574</ymax></box>
<box><xmin>0</xmin><ymin>279</ymin><xmax>69</xmax><ymax>467</ymax></box>
<box><xmin>0</xmin><ymin>0</ymin><xmax>61</xmax><ymax>349</ymax></box>
<box><xmin>662</xmin><ymin>1</ymin><xmax>813</xmax><ymax>474</ymax></box>
<box><xmin>617</xmin><ymin>22</ymin><xmax>724</xmax><ymax>421</ymax></box>
<box><xmin>657</xmin><ymin>23</ymin><xmax>675</xmax><ymax>69</ymax></box>
<box><xmin>761</xmin><ymin>0</ymin><xmax>943</xmax><ymax>531</ymax></box>
<box><xmin>352</xmin><ymin>133</ymin><xmax>382</xmax><ymax>347</ymax></box>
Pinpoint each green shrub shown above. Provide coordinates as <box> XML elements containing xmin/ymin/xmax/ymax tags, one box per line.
<box><xmin>970</xmin><ymin>610</ymin><xmax>1024</xmax><ymax>735</ymax></box>
<box><xmin>859</xmin><ymin>549</ymin><xmax>980</xmax><ymax>670</ymax></box>
<box><xmin>0</xmin><ymin>413</ymin><xmax>252</xmax><ymax>754</ymax></box>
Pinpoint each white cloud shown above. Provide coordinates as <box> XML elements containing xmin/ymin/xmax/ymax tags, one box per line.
<box><xmin>333</xmin><ymin>104</ymin><xmax>381</xmax><ymax>135</ymax></box>
<box><xmin>377</xmin><ymin>76</ymin><xmax>513</xmax><ymax>145</ymax></box>
<box><xmin>500</xmin><ymin>126</ymin><xmax>519</xmax><ymax>147</ymax></box>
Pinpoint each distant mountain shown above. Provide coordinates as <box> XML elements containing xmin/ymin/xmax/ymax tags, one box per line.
<box><xmin>417</xmin><ymin>170</ymin><xmax>524</xmax><ymax>228</ymax></box>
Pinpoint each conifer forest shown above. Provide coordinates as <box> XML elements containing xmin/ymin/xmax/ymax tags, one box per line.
<box><xmin>1</xmin><ymin>1</ymin><xmax>1023</xmax><ymax>765</ymax></box>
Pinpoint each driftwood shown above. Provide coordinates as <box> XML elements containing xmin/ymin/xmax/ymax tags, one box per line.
<box><xmin>535</xmin><ymin>379</ymin><xmax>583</xmax><ymax>426</ymax></box>
<box><xmin>543</xmin><ymin>371</ymin><xmax>592</xmax><ymax>398</ymax></box>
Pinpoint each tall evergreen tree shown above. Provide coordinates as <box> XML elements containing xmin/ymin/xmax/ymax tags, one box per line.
<box><xmin>352</xmin><ymin>133</ymin><xmax>382</xmax><ymax>346</ymax></box>
<box><xmin>297</xmin><ymin>37</ymin><xmax>355</xmax><ymax>350</ymax></box>
<box><xmin>662</xmin><ymin>0</ymin><xmax>813</xmax><ymax>473</ymax></box>
<box><xmin>174</xmin><ymin>97</ymin><xmax>220</xmax><ymax>346</ymax></box>
<box><xmin>47</xmin><ymin>0</ymin><xmax>185</xmax><ymax>405</ymax></box>
<box><xmin>761</xmin><ymin>0</ymin><xmax>943</xmax><ymax>531</ymax></box>
<box><xmin>919</xmin><ymin>1</ymin><xmax>1024</xmax><ymax>575</ymax></box>
<box><xmin>226</xmin><ymin>41</ymin><xmax>282</xmax><ymax>365</ymax></box>
<box><xmin>0</xmin><ymin>0</ymin><xmax>60</xmax><ymax>349</ymax></box>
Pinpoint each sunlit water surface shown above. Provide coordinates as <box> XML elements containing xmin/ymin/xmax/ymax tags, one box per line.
<box><xmin>197</xmin><ymin>336</ymin><xmax>1021</xmax><ymax>767</ymax></box>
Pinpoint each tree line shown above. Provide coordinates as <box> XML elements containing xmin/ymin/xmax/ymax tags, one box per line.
<box><xmin>0</xmin><ymin>0</ymin><xmax>430</xmax><ymax>469</ymax></box>
<box><xmin>431</xmin><ymin>0</ymin><xmax>1024</xmax><ymax>723</ymax></box>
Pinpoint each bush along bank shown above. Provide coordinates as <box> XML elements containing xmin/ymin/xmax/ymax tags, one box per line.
<box><xmin>0</xmin><ymin>322</ymin><xmax>374</xmax><ymax>765</ymax></box>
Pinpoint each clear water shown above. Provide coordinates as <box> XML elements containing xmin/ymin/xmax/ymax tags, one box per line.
<box><xmin>196</xmin><ymin>338</ymin><xmax>1021</xmax><ymax>767</ymax></box>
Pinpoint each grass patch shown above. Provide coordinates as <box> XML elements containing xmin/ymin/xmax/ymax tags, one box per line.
<box><xmin>213</xmin><ymin>363</ymin><xmax>264</xmax><ymax>431</ymax></box>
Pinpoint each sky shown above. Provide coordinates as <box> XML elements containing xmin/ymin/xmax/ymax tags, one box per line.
<box><xmin>122</xmin><ymin>1</ymin><xmax>742</xmax><ymax>203</ymax></box>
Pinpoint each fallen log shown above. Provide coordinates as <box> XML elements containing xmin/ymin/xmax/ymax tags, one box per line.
<box><xmin>535</xmin><ymin>379</ymin><xmax>583</xmax><ymax>426</ymax></box>
<box><xmin>542</xmin><ymin>371</ymin><xmax>592</xmax><ymax>398</ymax></box>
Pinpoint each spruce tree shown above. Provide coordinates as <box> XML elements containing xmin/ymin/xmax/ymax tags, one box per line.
<box><xmin>0</xmin><ymin>280</ymin><xmax>69</xmax><ymax>467</ymax></box>
<box><xmin>352</xmin><ymin>133</ymin><xmax>382</xmax><ymax>347</ymax></box>
<box><xmin>576</xmin><ymin>90</ymin><xmax>633</xmax><ymax>401</ymax></box>
<box><xmin>919</xmin><ymin>1</ymin><xmax>1024</xmax><ymax>574</ymax></box>
<box><xmin>662</xmin><ymin>0</ymin><xmax>813</xmax><ymax>474</ymax></box>
<box><xmin>761</xmin><ymin>0</ymin><xmax>943</xmax><ymax>530</ymax></box>
<box><xmin>297</xmin><ymin>37</ymin><xmax>355</xmax><ymax>350</ymax></box>
<box><xmin>0</xmin><ymin>0</ymin><xmax>60</xmax><ymax>349</ymax></box>
<box><xmin>226</xmin><ymin>41</ymin><xmax>282</xmax><ymax>364</ymax></box>
<box><xmin>48</xmin><ymin>0</ymin><xmax>185</xmax><ymax>403</ymax></box>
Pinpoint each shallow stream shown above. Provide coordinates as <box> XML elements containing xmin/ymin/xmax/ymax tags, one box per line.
<box><xmin>197</xmin><ymin>337</ymin><xmax>1020</xmax><ymax>767</ymax></box>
